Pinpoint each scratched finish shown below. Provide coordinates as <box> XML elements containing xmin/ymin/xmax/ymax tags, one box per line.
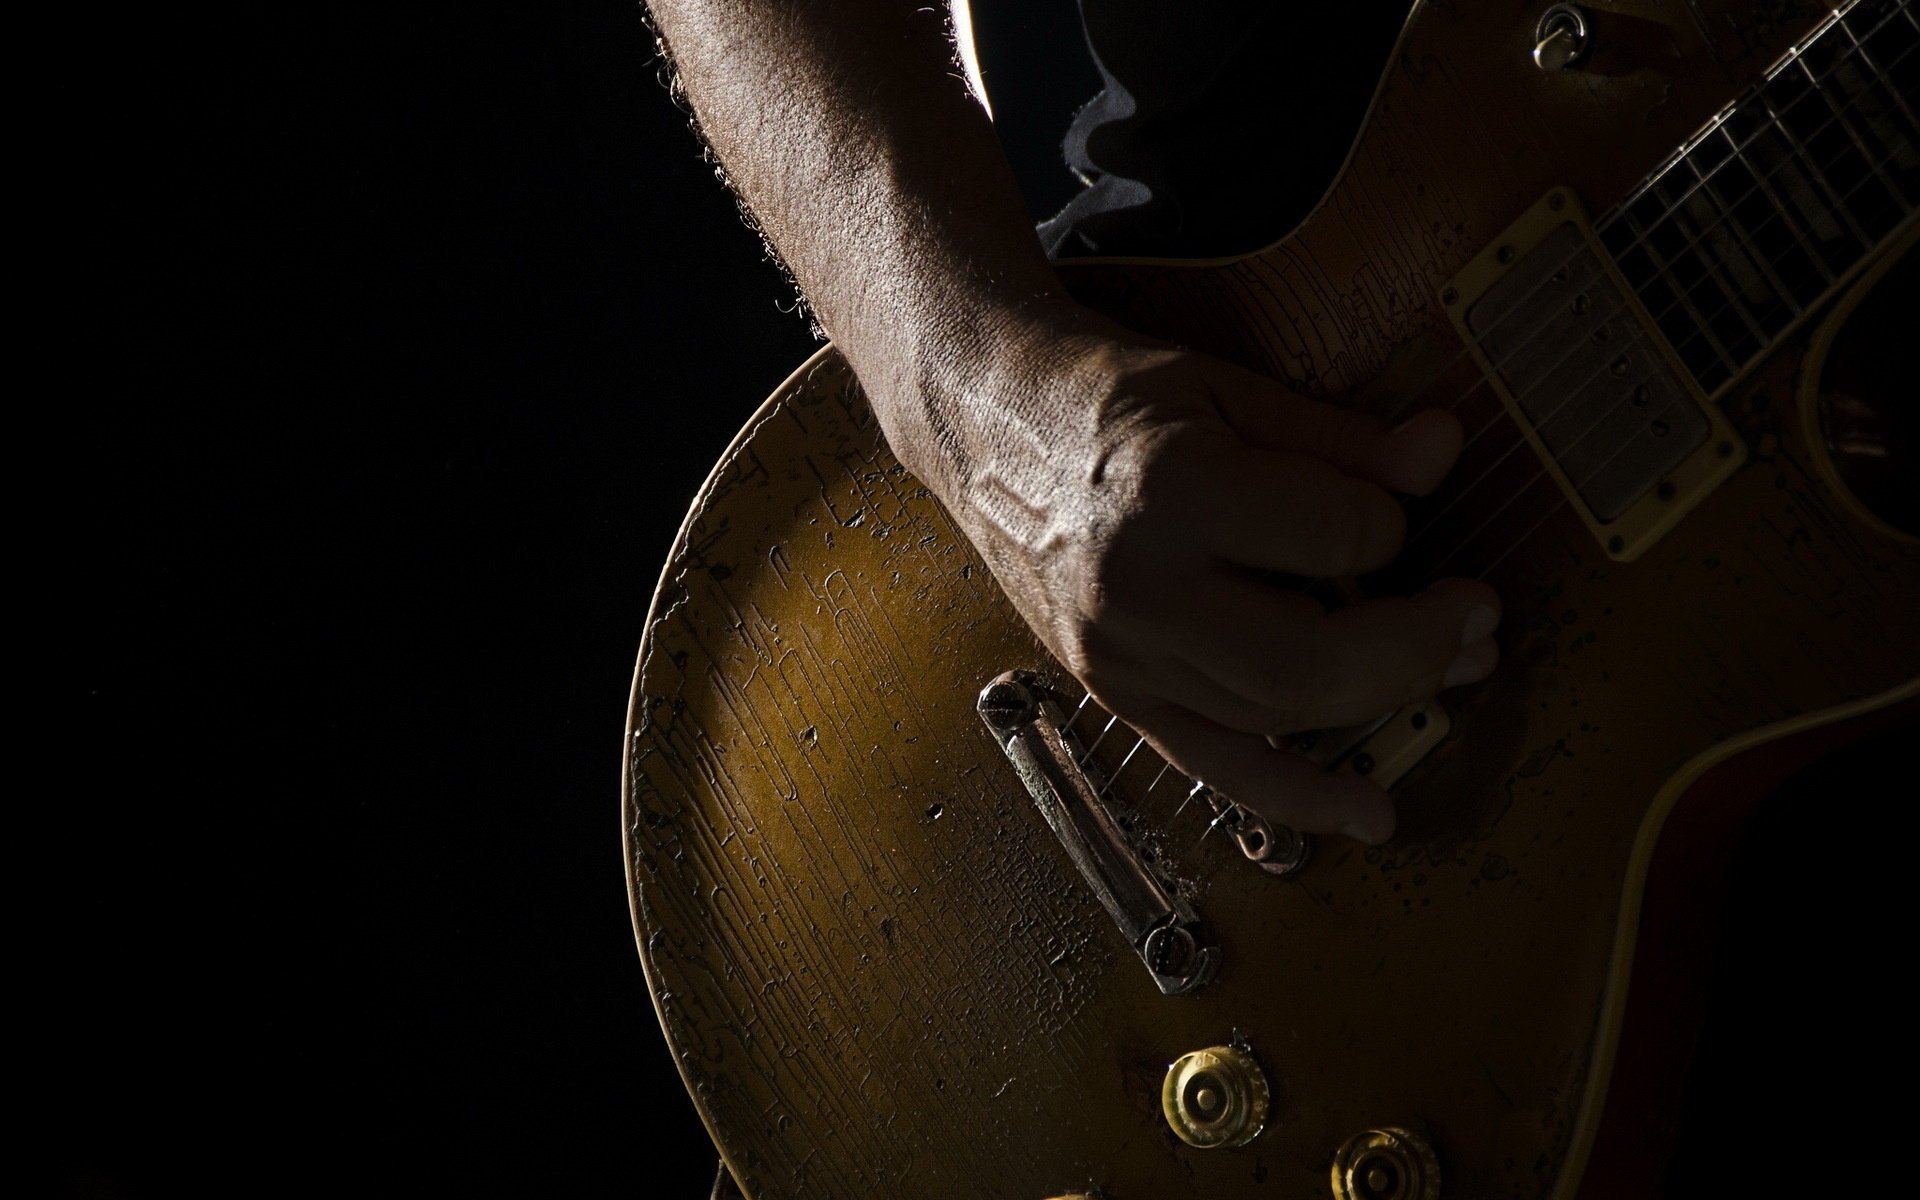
<box><xmin>628</xmin><ymin>3</ymin><xmax>1919</xmax><ymax>1198</ymax></box>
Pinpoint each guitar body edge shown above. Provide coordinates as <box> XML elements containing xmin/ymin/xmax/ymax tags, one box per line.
<box><xmin>1563</xmin><ymin>680</ymin><xmax>1917</xmax><ymax>1199</ymax></box>
<box><xmin>625</xmin><ymin>2</ymin><xmax>1918</xmax><ymax>1195</ymax></box>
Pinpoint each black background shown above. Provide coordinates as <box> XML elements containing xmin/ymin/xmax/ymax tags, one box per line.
<box><xmin>50</xmin><ymin>1</ymin><xmax>1906</xmax><ymax>1195</ymax></box>
<box><xmin>54</xmin><ymin>2</ymin><xmax>1091</xmax><ymax>1196</ymax></box>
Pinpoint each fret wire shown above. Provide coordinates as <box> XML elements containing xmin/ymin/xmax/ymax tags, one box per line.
<box><xmin>1437</xmin><ymin>1</ymin><xmax>1905</xmax><ymax>421</ymax></box>
<box><xmin>1602</xmin><ymin>3</ymin><xmax>1856</xmax><ymax>230</ymax></box>
<box><xmin>1638</xmin><ymin>129</ymin><xmax>1906</xmax><ymax>486</ymax></box>
<box><xmin>1512</xmin><ymin>29</ymin><xmax>1909</xmax><ymax>402</ymax></box>
<box><xmin>1629</xmin><ymin>28</ymin><xmax>1918</xmax><ymax>362</ymax></box>
<box><xmin>1619</xmin><ymin>203</ymin><xmax>1743</xmax><ymax>375</ymax></box>
<box><xmin>1529</xmin><ymin>2</ymin><xmax>1906</xmax><ymax>389</ymax></box>
<box><xmin>1426</xmin><ymin>123</ymin><xmax>1919</xmax><ymax>584</ymax></box>
<box><xmin>1054</xmin><ymin>9</ymin><xmax>1913</xmax><ymax>794</ymax></box>
<box><xmin>1457</xmin><ymin>149</ymin><xmax>1920</xmax><ymax>584</ymax></box>
<box><xmin>1585</xmin><ymin>3</ymin><xmax>1909</xmax><ymax>356</ymax></box>
<box><xmin>1757</xmin><ymin>85</ymin><xmax>1877</xmax><ymax>248</ymax></box>
<box><xmin>1829</xmin><ymin>54</ymin><xmax>1915</xmax><ymax>210</ymax></box>
<box><xmin>1679</xmin><ymin>152</ymin><xmax>1804</xmax><ymax>323</ymax></box>
<box><xmin>1818</xmin><ymin>20</ymin><xmax>1920</xmax><ymax>196</ymax></box>
<box><xmin>1399</xmin><ymin>53</ymin><xmax>1915</xmax><ymax>581</ymax></box>
<box><xmin>1405</xmin><ymin>41</ymin><xmax>1917</xmax><ymax>573</ymax></box>
<box><xmin>1605</xmin><ymin>3</ymin><xmax>1911</xmax><ymax>287</ymax></box>
<box><xmin>1838</xmin><ymin>6</ymin><xmax>1920</xmax><ymax>130</ymax></box>
<box><xmin>1716</xmin><ymin>122</ymin><xmax>1834</xmax><ymax>295</ymax></box>
<box><xmin>1755</xmin><ymin>107</ymin><xmax>1860</xmax><ymax>246</ymax></box>
<box><xmin>1796</xmin><ymin>54</ymin><xmax>1911</xmax><ymax>209</ymax></box>
<box><xmin>1659</xmin><ymin>177</ymin><xmax>1775</xmax><ymax>346</ymax></box>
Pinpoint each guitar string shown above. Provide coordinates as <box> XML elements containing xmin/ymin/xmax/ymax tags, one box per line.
<box><xmin>1419</xmin><ymin>40</ymin><xmax>1920</xmax><ymax>539</ymax></box>
<box><xmin>1075</xmin><ymin>105</ymin><xmax>1919</xmax><ymax>825</ymax></box>
<box><xmin>1389</xmin><ymin>0</ymin><xmax>1909</xmax><ymax>433</ymax></box>
<box><xmin>1056</xmin><ymin>5</ymin><xmax>1914</xmax><ymax>822</ymax></box>
<box><xmin>1161</xmin><ymin>0</ymin><xmax>1893</xmax><ymax>518</ymax></box>
<box><xmin>1266</xmin><ymin>9</ymin><xmax>1915</xmax><ymax>609</ymax></box>
<box><xmin>1323</xmin><ymin>36</ymin><xmax>1918</xmax><ymax>592</ymax></box>
<box><xmin>1074</xmin><ymin>0</ymin><xmax>1909</xmax><ymax>635</ymax></box>
<box><xmin>1086</xmin><ymin>130</ymin><xmax>1918</xmax><ymax>827</ymax></box>
<box><xmin>1396</xmin><ymin>135</ymin><xmax>1917</xmax><ymax>592</ymax></box>
<box><xmin>1427</xmin><ymin>127</ymin><xmax>1917</xmax><ymax>582</ymax></box>
<box><xmin>1171</xmin><ymin>780</ymin><xmax>1206</xmax><ymax>818</ymax></box>
<box><xmin>1391</xmin><ymin>34</ymin><xmax>1918</xmax><ymax>564</ymax></box>
<box><xmin>1454</xmin><ymin>122</ymin><xmax>1913</xmax><ymax>593</ymax></box>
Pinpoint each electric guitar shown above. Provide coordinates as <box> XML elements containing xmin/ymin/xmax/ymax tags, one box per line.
<box><xmin>625</xmin><ymin>2</ymin><xmax>1918</xmax><ymax>1196</ymax></box>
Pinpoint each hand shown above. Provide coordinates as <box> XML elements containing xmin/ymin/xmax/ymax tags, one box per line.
<box><xmin>909</xmin><ymin>306</ymin><xmax>1501</xmax><ymax>844</ymax></box>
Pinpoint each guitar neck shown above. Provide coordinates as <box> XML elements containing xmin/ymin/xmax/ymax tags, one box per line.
<box><xmin>1599</xmin><ymin>0</ymin><xmax>1918</xmax><ymax>397</ymax></box>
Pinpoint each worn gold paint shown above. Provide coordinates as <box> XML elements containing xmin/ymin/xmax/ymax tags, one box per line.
<box><xmin>626</xmin><ymin>3</ymin><xmax>1918</xmax><ymax>1197</ymax></box>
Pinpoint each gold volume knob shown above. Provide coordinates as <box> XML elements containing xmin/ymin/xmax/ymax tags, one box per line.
<box><xmin>1331</xmin><ymin>1126</ymin><xmax>1440</xmax><ymax>1200</ymax></box>
<box><xmin>1160</xmin><ymin>1045</ymin><xmax>1271</xmax><ymax>1148</ymax></box>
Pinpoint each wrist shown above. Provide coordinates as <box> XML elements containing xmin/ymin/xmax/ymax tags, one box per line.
<box><xmin>849</xmin><ymin>282</ymin><xmax>1095</xmax><ymax>491</ymax></box>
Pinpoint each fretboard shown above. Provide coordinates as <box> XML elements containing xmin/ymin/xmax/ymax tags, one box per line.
<box><xmin>1598</xmin><ymin>0</ymin><xmax>1918</xmax><ymax>396</ymax></box>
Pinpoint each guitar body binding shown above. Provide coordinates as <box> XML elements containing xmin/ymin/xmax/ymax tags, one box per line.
<box><xmin>625</xmin><ymin>3</ymin><xmax>1919</xmax><ymax>1196</ymax></box>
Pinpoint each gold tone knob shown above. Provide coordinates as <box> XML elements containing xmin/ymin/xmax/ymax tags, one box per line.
<box><xmin>1160</xmin><ymin>1045</ymin><xmax>1271</xmax><ymax>1148</ymax></box>
<box><xmin>1331</xmin><ymin>1127</ymin><xmax>1440</xmax><ymax>1200</ymax></box>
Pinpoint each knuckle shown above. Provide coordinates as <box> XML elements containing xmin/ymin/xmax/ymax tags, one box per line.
<box><xmin>1109</xmin><ymin>421</ymin><xmax>1203</xmax><ymax>503</ymax></box>
<box><xmin>1307</xmin><ymin>402</ymin><xmax>1384</xmax><ymax>450</ymax></box>
<box><xmin>1251</xmin><ymin>663</ymin><xmax>1324</xmax><ymax>734</ymax></box>
<box><xmin>1056</xmin><ymin>616</ymin><xmax>1105</xmax><ymax>679</ymax></box>
<box><xmin>1287</xmin><ymin>486</ymin><xmax>1345</xmax><ymax>555</ymax></box>
<box><xmin>1405</xmin><ymin>666</ymin><xmax>1450</xmax><ymax>704</ymax></box>
<box><xmin>1074</xmin><ymin>537</ymin><xmax>1137</xmax><ymax>628</ymax></box>
<box><xmin>1262</xmin><ymin>704</ymin><xmax>1316</xmax><ymax>737</ymax></box>
<box><xmin>1343</xmin><ymin>482</ymin><xmax>1406</xmax><ymax>571</ymax></box>
<box><xmin>1294</xmin><ymin>492</ymin><xmax>1370</xmax><ymax>576</ymax></box>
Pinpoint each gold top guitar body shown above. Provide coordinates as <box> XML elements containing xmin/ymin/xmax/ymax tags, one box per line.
<box><xmin>626</xmin><ymin>2</ymin><xmax>1919</xmax><ymax>1196</ymax></box>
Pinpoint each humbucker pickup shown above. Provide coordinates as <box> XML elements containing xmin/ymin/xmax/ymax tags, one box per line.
<box><xmin>1444</xmin><ymin>187</ymin><xmax>1747</xmax><ymax>561</ymax></box>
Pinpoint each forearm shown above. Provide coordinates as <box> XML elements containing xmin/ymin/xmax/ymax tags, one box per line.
<box><xmin>646</xmin><ymin>1</ymin><xmax>1078</xmax><ymax>491</ymax></box>
<box><xmin>644</xmin><ymin>3</ymin><xmax>1503</xmax><ymax>846</ymax></box>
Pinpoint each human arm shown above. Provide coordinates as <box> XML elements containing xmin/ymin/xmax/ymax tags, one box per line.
<box><xmin>643</xmin><ymin>0</ymin><xmax>1500</xmax><ymax>843</ymax></box>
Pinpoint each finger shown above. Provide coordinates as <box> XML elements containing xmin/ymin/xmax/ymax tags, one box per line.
<box><xmin>1121</xmin><ymin>699</ymin><xmax>1397</xmax><ymax>843</ymax></box>
<box><xmin>1082</xmin><ymin>647</ymin><xmax>1297</xmax><ymax>738</ymax></box>
<box><xmin>1202</xmin><ymin>359</ymin><xmax>1464</xmax><ymax>497</ymax></box>
<box><xmin>1155</xmin><ymin>431</ymin><xmax>1408</xmax><ymax>576</ymax></box>
<box><xmin>1444</xmin><ymin>634</ymin><xmax>1499</xmax><ymax>689</ymax></box>
<box><xmin>1166</xmin><ymin>574</ymin><xmax>1502</xmax><ymax>732</ymax></box>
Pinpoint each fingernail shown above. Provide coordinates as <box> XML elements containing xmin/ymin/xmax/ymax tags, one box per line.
<box><xmin>1461</xmin><ymin>603</ymin><xmax>1500</xmax><ymax>646</ymax></box>
<box><xmin>1342</xmin><ymin>822</ymin><xmax>1388</xmax><ymax>846</ymax></box>
<box><xmin>1444</xmin><ymin>642</ymin><xmax>1496</xmax><ymax>688</ymax></box>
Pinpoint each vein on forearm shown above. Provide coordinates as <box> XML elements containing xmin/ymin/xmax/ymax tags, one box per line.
<box><xmin>642</xmin><ymin>0</ymin><xmax>1067</xmax><ymax>484</ymax></box>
